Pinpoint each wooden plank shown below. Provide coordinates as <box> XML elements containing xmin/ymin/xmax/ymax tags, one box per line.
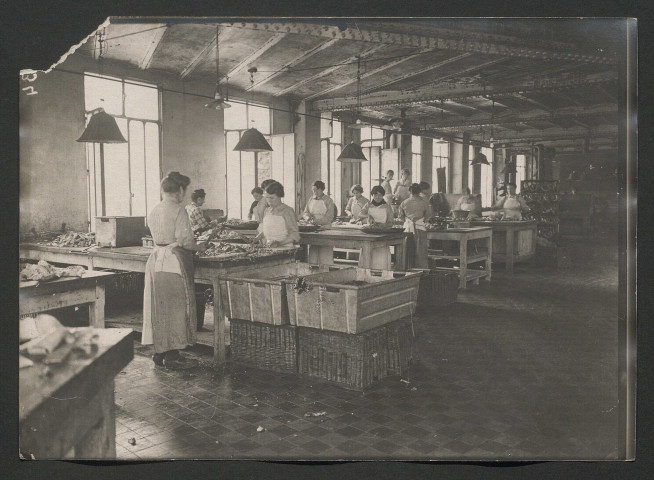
<box><xmin>73</xmin><ymin>381</ymin><xmax>116</xmax><ymax>459</ymax></box>
<box><xmin>20</xmin><ymin>287</ymin><xmax>97</xmax><ymax>315</ymax></box>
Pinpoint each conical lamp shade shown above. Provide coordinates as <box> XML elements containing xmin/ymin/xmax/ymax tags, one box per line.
<box><xmin>205</xmin><ymin>92</ymin><xmax>231</xmax><ymax>110</ymax></box>
<box><xmin>470</xmin><ymin>152</ymin><xmax>489</xmax><ymax>165</ymax></box>
<box><xmin>337</xmin><ymin>142</ymin><xmax>368</xmax><ymax>163</ymax></box>
<box><xmin>233</xmin><ymin>128</ymin><xmax>273</xmax><ymax>152</ymax></box>
<box><xmin>77</xmin><ymin>109</ymin><xmax>126</xmax><ymax>143</ymax></box>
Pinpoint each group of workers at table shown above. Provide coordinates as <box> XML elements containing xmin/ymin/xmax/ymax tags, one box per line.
<box><xmin>137</xmin><ymin>168</ymin><xmax>532</xmax><ymax>369</ymax></box>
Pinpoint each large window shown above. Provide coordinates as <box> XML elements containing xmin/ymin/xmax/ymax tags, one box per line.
<box><xmin>84</xmin><ymin>73</ymin><xmax>161</xmax><ymax>224</ymax></box>
<box><xmin>359</xmin><ymin>126</ymin><xmax>386</xmax><ymax>199</ymax></box>
<box><xmin>225</xmin><ymin>101</ymin><xmax>294</xmax><ymax>218</ymax></box>
<box><xmin>320</xmin><ymin>113</ymin><xmax>343</xmax><ymax>210</ymax></box>
<box><xmin>515</xmin><ymin>154</ymin><xmax>527</xmax><ymax>193</ymax></box>
<box><xmin>411</xmin><ymin>136</ymin><xmax>422</xmax><ymax>183</ymax></box>
<box><xmin>469</xmin><ymin>146</ymin><xmax>494</xmax><ymax>207</ymax></box>
<box><xmin>432</xmin><ymin>140</ymin><xmax>449</xmax><ymax>193</ymax></box>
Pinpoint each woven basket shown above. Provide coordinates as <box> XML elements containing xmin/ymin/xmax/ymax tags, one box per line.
<box><xmin>385</xmin><ymin>317</ymin><xmax>416</xmax><ymax>375</ymax></box>
<box><xmin>104</xmin><ymin>271</ymin><xmax>145</xmax><ymax>300</ymax></box>
<box><xmin>297</xmin><ymin>325</ymin><xmax>388</xmax><ymax>390</ymax></box>
<box><xmin>229</xmin><ymin>319</ymin><xmax>298</xmax><ymax>373</ymax></box>
<box><xmin>411</xmin><ymin>268</ymin><xmax>459</xmax><ymax>308</ymax></box>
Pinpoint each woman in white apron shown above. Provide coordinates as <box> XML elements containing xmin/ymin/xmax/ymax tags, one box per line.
<box><xmin>380</xmin><ymin>170</ymin><xmax>395</xmax><ymax>206</ymax></box>
<box><xmin>399</xmin><ymin>183</ymin><xmax>431</xmax><ymax>268</ymax></box>
<box><xmin>255</xmin><ymin>181</ymin><xmax>300</xmax><ymax>247</ymax></box>
<box><xmin>303</xmin><ymin>180</ymin><xmax>335</xmax><ymax>226</ymax></box>
<box><xmin>345</xmin><ymin>184</ymin><xmax>370</xmax><ymax>221</ymax></box>
<box><xmin>454</xmin><ymin>187</ymin><xmax>480</xmax><ymax>220</ymax></box>
<box><xmin>363</xmin><ymin>185</ymin><xmax>395</xmax><ymax>228</ymax></box>
<box><xmin>393</xmin><ymin>168</ymin><xmax>412</xmax><ymax>204</ymax></box>
<box><xmin>494</xmin><ymin>182</ymin><xmax>530</xmax><ymax>220</ymax></box>
<box><xmin>143</xmin><ymin>172</ymin><xmax>208</xmax><ymax>369</ymax></box>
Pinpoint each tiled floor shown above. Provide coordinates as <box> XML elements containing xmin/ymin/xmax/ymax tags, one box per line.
<box><xmin>112</xmin><ymin>239</ymin><xmax>620</xmax><ymax>461</ymax></box>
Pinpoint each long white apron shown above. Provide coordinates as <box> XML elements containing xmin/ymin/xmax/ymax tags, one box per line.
<box><xmin>368</xmin><ymin>204</ymin><xmax>389</xmax><ymax>224</ymax></box>
<box><xmin>262</xmin><ymin>213</ymin><xmax>291</xmax><ymax>245</ymax></box>
<box><xmin>308</xmin><ymin>198</ymin><xmax>328</xmax><ymax>223</ymax></box>
<box><xmin>503</xmin><ymin>196</ymin><xmax>523</xmax><ymax>220</ymax></box>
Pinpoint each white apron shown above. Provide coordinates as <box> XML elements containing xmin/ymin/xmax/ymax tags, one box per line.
<box><xmin>403</xmin><ymin>218</ymin><xmax>426</xmax><ymax>234</ymax></box>
<box><xmin>351</xmin><ymin>200</ymin><xmax>365</xmax><ymax>219</ymax></box>
<box><xmin>503</xmin><ymin>196</ymin><xmax>523</xmax><ymax>220</ymax></box>
<box><xmin>308</xmin><ymin>197</ymin><xmax>328</xmax><ymax>223</ymax></box>
<box><xmin>369</xmin><ymin>204</ymin><xmax>390</xmax><ymax>224</ymax></box>
<box><xmin>395</xmin><ymin>182</ymin><xmax>411</xmax><ymax>203</ymax></box>
<box><xmin>262</xmin><ymin>213</ymin><xmax>291</xmax><ymax>245</ymax></box>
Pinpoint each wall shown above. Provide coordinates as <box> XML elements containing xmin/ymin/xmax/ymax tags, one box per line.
<box><xmin>20</xmin><ymin>69</ymin><xmax>88</xmax><ymax>234</ymax></box>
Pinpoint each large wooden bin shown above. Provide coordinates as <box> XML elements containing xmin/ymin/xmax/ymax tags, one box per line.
<box><xmin>297</xmin><ymin>325</ymin><xmax>388</xmax><ymax>390</ymax></box>
<box><xmin>230</xmin><ymin>319</ymin><xmax>298</xmax><ymax>373</ymax></box>
<box><xmin>219</xmin><ymin>262</ymin><xmax>343</xmax><ymax>325</ymax></box>
<box><xmin>288</xmin><ymin>268</ymin><xmax>422</xmax><ymax>334</ymax></box>
<box><xmin>95</xmin><ymin>216</ymin><xmax>145</xmax><ymax>247</ymax></box>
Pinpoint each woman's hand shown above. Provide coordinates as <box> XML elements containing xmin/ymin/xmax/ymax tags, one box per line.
<box><xmin>368</xmin><ymin>217</ymin><xmax>376</xmax><ymax>225</ymax></box>
<box><xmin>196</xmin><ymin>242</ymin><xmax>209</xmax><ymax>253</ymax></box>
<box><xmin>267</xmin><ymin>240</ymin><xmax>281</xmax><ymax>248</ymax></box>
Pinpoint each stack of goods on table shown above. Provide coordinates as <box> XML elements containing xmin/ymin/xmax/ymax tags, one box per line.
<box><xmin>220</xmin><ymin>218</ymin><xmax>259</xmax><ymax>230</ymax></box>
<box><xmin>521</xmin><ymin>180</ymin><xmax>560</xmax><ymax>247</ymax></box>
<box><xmin>220</xmin><ymin>263</ymin><xmax>423</xmax><ymax>390</ymax></box>
<box><xmin>297</xmin><ymin>219</ymin><xmax>322</xmax><ymax>232</ymax></box>
<box><xmin>23</xmin><ymin>229</ymin><xmax>96</xmax><ymax>248</ymax></box>
<box><xmin>20</xmin><ymin>260</ymin><xmax>86</xmax><ymax>283</ymax></box>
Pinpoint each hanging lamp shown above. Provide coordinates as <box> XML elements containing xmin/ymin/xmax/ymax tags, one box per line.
<box><xmin>338</xmin><ymin>56</ymin><xmax>367</xmax><ymax>162</ymax></box>
<box><xmin>205</xmin><ymin>24</ymin><xmax>231</xmax><ymax>110</ymax></box>
<box><xmin>233</xmin><ymin>67</ymin><xmax>273</xmax><ymax>152</ymax></box>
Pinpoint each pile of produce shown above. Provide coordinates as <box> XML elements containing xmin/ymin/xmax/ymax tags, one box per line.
<box><xmin>45</xmin><ymin>231</ymin><xmax>95</xmax><ymax>248</ymax></box>
<box><xmin>20</xmin><ymin>260</ymin><xmax>86</xmax><ymax>282</ymax></box>
<box><xmin>197</xmin><ymin>227</ymin><xmax>250</xmax><ymax>243</ymax></box>
<box><xmin>298</xmin><ymin>218</ymin><xmax>317</xmax><ymax>226</ymax></box>
<box><xmin>200</xmin><ymin>241</ymin><xmax>281</xmax><ymax>261</ymax></box>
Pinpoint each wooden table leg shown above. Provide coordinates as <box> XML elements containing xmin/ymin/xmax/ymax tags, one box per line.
<box><xmin>395</xmin><ymin>238</ymin><xmax>408</xmax><ymax>271</ymax></box>
<box><xmin>213</xmin><ymin>279</ymin><xmax>226</xmax><ymax>365</ymax></box>
<box><xmin>88</xmin><ymin>283</ymin><xmax>105</xmax><ymax>328</ymax></box>
<box><xmin>359</xmin><ymin>244</ymin><xmax>373</xmax><ymax>269</ymax></box>
<box><xmin>74</xmin><ymin>381</ymin><xmax>116</xmax><ymax>459</ymax></box>
<box><xmin>308</xmin><ymin>245</ymin><xmax>334</xmax><ymax>265</ymax></box>
<box><xmin>486</xmin><ymin>233</ymin><xmax>492</xmax><ymax>281</ymax></box>
<box><xmin>506</xmin><ymin>229</ymin><xmax>515</xmax><ymax>274</ymax></box>
<box><xmin>459</xmin><ymin>236</ymin><xmax>468</xmax><ymax>289</ymax></box>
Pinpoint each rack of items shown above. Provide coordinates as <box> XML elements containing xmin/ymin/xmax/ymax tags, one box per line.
<box><xmin>521</xmin><ymin>180</ymin><xmax>560</xmax><ymax>248</ymax></box>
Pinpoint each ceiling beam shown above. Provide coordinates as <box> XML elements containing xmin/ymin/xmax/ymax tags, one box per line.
<box><xmin>219</xmin><ymin>33</ymin><xmax>287</xmax><ymax>85</ymax></box>
<box><xmin>273</xmin><ymin>44</ymin><xmax>386</xmax><ymax>98</ymax></box>
<box><xmin>313</xmin><ymin>70</ymin><xmax>618</xmax><ymax>111</ymax></box>
<box><xmin>407</xmin><ymin>57</ymin><xmax>509</xmax><ymax>90</ymax></box>
<box><xmin>490</xmin><ymin>124</ymin><xmax>617</xmax><ymax>141</ymax></box>
<box><xmin>245</xmin><ymin>38</ymin><xmax>341</xmax><ymax>91</ymax></box>
<box><xmin>179</xmin><ymin>27</ymin><xmax>237</xmax><ymax>80</ymax></box>
<box><xmin>508</xmin><ymin>93</ymin><xmax>554</xmax><ymax>112</ymax></box>
<box><xmin>227</xmin><ymin>22</ymin><xmax>617</xmax><ymax>64</ymax></box>
<box><xmin>359</xmin><ymin>53</ymin><xmax>474</xmax><ymax>94</ymax></box>
<box><xmin>139</xmin><ymin>25</ymin><xmax>169</xmax><ymax>70</ymax></box>
<box><xmin>420</xmin><ymin>103</ymin><xmax>617</xmax><ymax>129</ymax></box>
<box><xmin>303</xmin><ymin>46</ymin><xmax>439</xmax><ymax>101</ymax></box>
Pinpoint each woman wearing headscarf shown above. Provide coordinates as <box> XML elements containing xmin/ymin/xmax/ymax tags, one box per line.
<box><xmin>362</xmin><ymin>185</ymin><xmax>395</xmax><ymax>228</ymax></box>
<box><xmin>344</xmin><ymin>184</ymin><xmax>370</xmax><ymax>221</ymax></box>
<box><xmin>303</xmin><ymin>180</ymin><xmax>335</xmax><ymax>226</ymax></box>
<box><xmin>143</xmin><ymin>172</ymin><xmax>208</xmax><ymax>369</ymax></box>
<box><xmin>399</xmin><ymin>183</ymin><xmax>431</xmax><ymax>268</ymax></box>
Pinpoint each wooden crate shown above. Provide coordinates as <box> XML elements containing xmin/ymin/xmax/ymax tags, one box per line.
<box><xmin>288</xmin><ymin>268</ymin><xmax>422</xmax><ymax>334</ymax></box>
<box><xmin>229</xmin><ymin>318</ymin><xmax>298</xmax><ymax>373</ymax></box>
<box><xmin>95</xmin><ymin>216</ymin><xmax>145</xmax><ymax>247</ymax></box>
<box><xmin>385</xmin><ymin>317</ymin><xmax>416</xmax><ymax>376</ymax></box>
<box><xmin>297</xmin><ymin>325</ymin><xmax>388</xmax><ymax>390</ymax></box>
<box><xmin>411</xmin><ymin>268</ymin><xmax>459</xmax><ymax>308</ymax></box>
<box><xmin>220</xmin><ymin>262</ymin><xmax>343</xmax><ymax>325</ymax></box>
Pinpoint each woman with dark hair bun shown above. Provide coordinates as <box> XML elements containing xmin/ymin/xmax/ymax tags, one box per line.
<box><xmin>361</xmin><ymin>185</ymin><xmax>394</xmax><ymax>228</ymax></box>
<box><xmin>254</xmin><ymin>181</ymin><xmax>300</xmax><ymax>247</ymax></box>
<box><xmin>185</xmin><ymin>188</ymin><xmax>211</xmax><ymax>237</ymax></box>
<box><xmin>142</xmin><ymin>171</ymin><xmax>207</xmax><ymax>369</ymax></box>
<box><xmin>399</xmin><ymin>183</ymin><xmax>431</xmax><ymax>267</ymax></box>
<box><xmin>303</xmin><ymin>180</ymin><xmax>335</xmax><ymax>225</ymax></box>
<box><xmin>251</xmin><ymin>179</ymin><xmax>279</xmax><ymax>222</ymax></box>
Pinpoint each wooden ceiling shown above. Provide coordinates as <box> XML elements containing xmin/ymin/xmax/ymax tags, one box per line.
<box><xmin>75</xmin><ymin>18</ymin><xmax>623</xmax><ymax>153</ymax></box>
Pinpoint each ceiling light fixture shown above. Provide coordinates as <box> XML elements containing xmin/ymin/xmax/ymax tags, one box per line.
<box><xmin>205</xmin><ymin>24</ymin><xmax>231</xmax><ymax>110</ymax></box>
<box><xmin>338</xmin><ymin>56</ymin><xmax>368</xmax><ymax>162</ymax></box>
<box><xmin>233</xmin><ymin>67</ymin><xmax>273</xmax><ymax>152</ymax></box>
<box><xmin>346</xmin><ymin>55</ymin><xmax>373</xmax><ymax>130</ymax></box>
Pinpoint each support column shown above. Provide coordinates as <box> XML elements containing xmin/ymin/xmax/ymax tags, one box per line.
<box><xmin>296</xmin><ymin>101</ymin><xmax>321</xmax><ymax>215</ymax></box>
<box><xmin>421</xmin><ymin>137</ymin><xmax>433</xmax><ymax>189</ymax></box>
<box><xmin>400</xmin><ymin>133</ymin><xmax>412</xmax><ymax>173</ymax></box>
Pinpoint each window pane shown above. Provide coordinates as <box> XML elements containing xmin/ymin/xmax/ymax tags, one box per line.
<box><xmin>332</xmin><ymin>119</ymin><xmax>342</xmax><ymax>144</ymax></box>
<box><xmin>87</xmin><ymin>144</ymin><xmax>97</xmax><ymax>219</ymax></box>
<box><xmin>145</xmin><ymin>122</ymin><xmax>161</xmax><ymax>216</ymax></box>
<box><xmin>248</xmin><ymin>104</ymin><xmax>270</xmax><ymax>134</ymax></box>
<box><xmin>321</xmin><ymin>140</ymin><xmax>329</xmax><ymax>189</ymax></box>
<box><xmin>412</xmin><ymin>136</ymin><xmax>421</xmax><ymax>154</ymax></box>
<box><xmin>129</xmin><ymin>121</ymin><xmax>146</xmax><ymax>216</ymax></box>
<box><xmin>84</xmin><ymin>73</ymin><xmax>123</xmax><ymax>115</ymax></box>
<box><xmin>370</xmin><ymin>146</ymin><xmax>381</xmax><ymax>197</ymax></box>
<box><xmin>332</xmin><ymin>144</ymin><xmax>342</xmax><ymax>213</ymax></box>
<box><xmin>241</xmin><ymin>152</ymin><xmax>256</xmax><ymax>219</ymax></box>
<box><xmin>516</xmin><ymin>154</ymin><xmax>526</xmax><ymax>193</ymax></box>
<box><xmin>103</xmin><ymin>118</ymin><xmax>130</xmax><ymax>216</ymax></box>
<box><xmin>360</xmin><ymin>127</ymin><xmax>371</xmax><ymax>142</ymax></box>
<box><xmin>320</xmin><ymin>113</ymin><xmax>331</xmax><ymax>139</ymax></box>
<box><xmin>224</xmin><ymin>101</ymin><xmax>247</xmax><ymax>130</ymax></box>
<box><xmin>371</xmin><ymin>127</ymin><xmax>384</xmax><ymax>142</ymax></box>
<box><xmin>412</xmin><ymin>153</ymin><xmax>421</xmax><ymax>183</ymax></box>
<box><xmin>283</xmin><ymin>134</ymin><xmax>295</xmax><ymax>211</ymax></box>
<box><xmin>226</xmin><ymin>131</ymin><xmax>242</xmax><ymax>218</ymax></box>
<box><xmin>124</xmin><ymin>82</ymin><xmax>159</xmax><ymax>121</ymax></box>
<box><xmin>361</xmin><ymin>147</ymin><xmax>371</xmax><ymax>198</ymax></box>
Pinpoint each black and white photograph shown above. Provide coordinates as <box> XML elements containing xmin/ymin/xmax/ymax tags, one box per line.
<box><xmin>17</xmin><ymin>17</ymin><xmax>636</xmax><ymax>462</ymax></box>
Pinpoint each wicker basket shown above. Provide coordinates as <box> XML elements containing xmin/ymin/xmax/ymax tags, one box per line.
<box><xmin>385</xmin><ymin>317</ymin><xmax>416</xmax><ymax>375</ymax></box>
<box><xmin>297</xmin><ymin>325</ymin><xmax>389</xmax><ymax>390</ymax></box>
<box><xmin>411</xmin><ymin>268</ymin><xmax>459</xmax><ymax>309</ymax></box>
<box><xmin>229</xmin><ymin>318</ymin><xmax>298</xmax><ymax>373</ymax></box>
<box><xmin>104</xmin><ymin>271</ymin><xmax>145</xmax><ymax>300</ymax></box>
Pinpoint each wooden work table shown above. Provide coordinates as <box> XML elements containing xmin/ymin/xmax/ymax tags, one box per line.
<box><xmin>19</xmin><ymin>270</ymin><xmax>115</xmax><ymax>328</ymax></box>
<box><xmin>19</xmin><ymin>243</ymin><xmax>297</xmax><ymax>364</ymax></box>
<box><xmin>470</xmin><ymin>220</ymin><xmax>537</xmax><ymax>273</ymax></box>
<box><xmin>19</xmin><ymin>327</ymin><xmax>133</xmax><ymax>459</ymax></box>
<box><xmin>299</xmin><ymin>229</ymin><xmax>408</xmax><ymax>271</ymax></box>
<box><xmin>426</xmin><ymin>226</ymin><xmax>492</xmax><ymax>289</ymax></box>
